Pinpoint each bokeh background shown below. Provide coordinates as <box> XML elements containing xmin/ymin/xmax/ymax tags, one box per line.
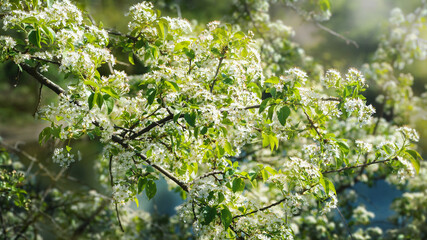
<box><xmin>1</xmin><ymin>0</ymin><xmax>426</xmax><ymax>235</ymax></box>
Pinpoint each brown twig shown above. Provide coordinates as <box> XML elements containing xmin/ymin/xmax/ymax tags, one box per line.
<box><xmin>210</xmin><ymin>57</ymin><xmax>224</xmax><ymax>93</ymax></box>
<box><xmin>20</xmin><ymin>63</ymin><xmax>65</xmax><ymax>95</ymax></box>
<box><xmin>129</xmin><ymin>114</ymin><xmax>178</xmax><ymax>139</ymax></box>
<box><xmin>188</xmin><ymin>170</ymin><xmax>224</xmax><ymax>186</ymax></box>
<box><xmin>322</xmin><ymin>158</ymin><xmax>392</xmax><ymax>174</ymax></box>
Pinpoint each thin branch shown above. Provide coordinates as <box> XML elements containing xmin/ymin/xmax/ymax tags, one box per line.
<box><xmin>129</xmin><ymin>114</ymin><xmax>176</xmax><ymax>139</ymax></box>
<box><xmin>314</xmin><ymin>22</ymin><xmax>359</xmax><ymax>48</ymax></box>
<box><xmin>244</xmin><ymin>104</ymin><xmax>260</xmax><ymax>110</ymax></box>
<box><xmin>320</xmin><ymin>97</ymin><xmax>341</xmax><ymax>102</ymax></box>
<box><xmin>233</xmin><ymin>187</ymin><xmax>312</xmax><ymax>220</ymax></box>
<box><xmin>20</xmin><ymin>63</ymin><xmax>65</xmax><ymax>95</ymax></box>
<box><xmin>31</xmin><ymin>56</ymin><xmax>61</xmax><ymax>65</ymax></box>
<box><xmin>285</xmin><ymin>3</ymin><xmax>359</xmax><ymax>48</ymax></box>
<box><xmin>188</xmin><ymin>170</ymin><xmax>224</xmax><ymax>186</ymax></box>
<box><xmin>233</xmin><ymin>198</ymin><xmax>286</xmax><ymax>219</ymax></box>
<box><xmin>322</xmin><ymin>158</ymin><xmax>392</xmax><ymax>174</ymax></box>
<box><xmin>210</xmin><ymin>57</ymin><xmax>224</xmax><ymax>93</ymax></box>
<box><xmin>336</xmin><ymin>207</ymin><xmax>354</xmax><ymax>240</ymax></box>
<box><xmin>107</xmin><ymin>30</ymin><xmax>137</xmax><ymax>41</ymax></box>
<box><xmin>111</xmin><ymin>135</ymin><xmax>189</xmax><ymax>192</ymax></box>
<box><xmin>303</xmin><ymin>110</ymin><xmax>324</xmax><ymax>142</ymax></box>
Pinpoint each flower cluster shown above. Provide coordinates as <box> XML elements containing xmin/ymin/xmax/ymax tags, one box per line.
<box><xmin>344</xmin><ymin>98</ymin><xmax>375</xmax><ymax>125</ymax></box>
<box><xmin>52</xmin><ymin>147</ymin><xmax>80</xmax><ymax>168</ymax></box>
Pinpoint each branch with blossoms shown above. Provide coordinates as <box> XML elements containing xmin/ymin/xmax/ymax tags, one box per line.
<box><xmin>19</xmin><ymin>61</ymin><xmax>190</xmax><ymax>194</ymax></box>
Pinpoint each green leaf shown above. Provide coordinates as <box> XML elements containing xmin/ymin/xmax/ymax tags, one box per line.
<box><xmin>267</xmin><ymin>105</ymin><xmax>275</xmax><ymax>121</ymax></box>
<box><xmin>88</xmin><ymin>92</ymin><xmax>96</xmax><ymax>110</ymax></box>
<box><xmin>145</xmin><ymin>180</ymin><xmax>157</xmax><ymax>200</ymax></box>
<box><xmin>128</xmin><ymin>52</ymin><xmax>135</xmax><ymax>65</ymax></box>
<box><xmin>101</xmin><ymin>86</ymin><xmax>120</xmax><ymax>99</ymax></box>
<box><xmin>264</xmin><ymin>166</ymin><xmax>277</xmax><ymax>175</ymax></box>
<box><xmin>84</xmin><ymin>80</ymin><xmax>99</xmax><ymax>91</ymax></box>
<box><xmin>261</xmin><ymin>169</ymin><xmax>269</xmax><ymax>182</ymax></box>
<box><xmin>277</xmin><ymin>106</ymin><xmax>291</xmax><ymax>126</ymax></box>
<box><xmin>95</xmin><ymin>92</ymin><xmax>103</xmax><ymax>109</ymax></box>
<box><xmin>200</xmin><ymin>126</ymin><xmax>208</xmax><ymax>135</ymax></box>
<box><xmin>202</xmin><ymin>206</ymin><xmax>217</xmax><ymax>225</ymax></box>
<box><xmin>42</xmin><ymin>25</ymin><xmax>56</xmax><ymax>43</ymax></box>
<box><xmin>156</xmin><ymin>20</ymin><xmax>165</xmax><ymax>39</ymax></box>
<box><xmin>22</xmin><ymin>16</ymin><xmax>38</xmax><ymax>24</ymax></box>
<box><xmin>174</xmin><ymin>41</ymin><xmax>190</xmax><ymax>52</ymax></box>
<box><xmin>137</xmin><ymin>177</ymin><xmax>147</xmax><ymax>194</ymax></box>
<box><xmin>265</xmin><ymin>76</ymin><xmax>280</xmax><ymax>84</ymax></box>
<box><xmin>103</xmin><ymin>95</ymin><xmax>115</xmax><ymax>114</ymax></box>
<box><xmin>319</xmin><ymin>0</ymin><xmax>331</xmax><ymax>11</ymax></box>
<box><xmin>232</xmin><ymin>178</ymin><xmax>245</xmax><ymax>193</ymax></box>
<box><xmin>146</xmin><ymin>148</ymin><xmax>153</xmax><ymax>158</ymax></box>
<box><xmin>259</xmin><ymin>98</ymin><xmax>269</xmax><ymax>114</ymax></box>
<box><xmin>173</xmin><ymin>113</ymin><xmax>181</xmax><ymax>122</ymax></box>
<box><xmin>218</xmin><ymin>192</ymin><xmax>225</xmax><ymax>203</ymax></box>
<box><xmin>38</xmin><ymin>127</ymin><xmax>51</xmax><ymax>144</ymax></box>
<box><xmin>233</xmin><ymin>31</ymin><xmax>246</xmax><ymax>39</ymax></box>
<box><xmin>66</xmin><ymin>145</ymin><xmax>72</xmax><ymax>152</ymax></box>
<box><xmin>262</xmin><ymin>133</ymin><xmax>269</xmax><ymax>148</ymax></box>
<box><xmin>134</xmin><ymin>197</ymin><xmax>139</xmax><ymax>208</ymax></box>
<box><xmin>336</xmin><ymin>140</ymin><xmax>350</xmax><ymax>155</ymax></box>
<box><xmin>146</xmin><ymin>88</ymin><xmax>157</xmax><ymax>105</ymax></box>
<box><xmin>269</xmin><ymin>134</ymin><xmax>279</xmax><ymax>151</ymax></box>
<box><xmin>165</xmin><ymin>80</ymin><xmax>180</xmax><ymax>91</ymax></box>
<box><xmin>405</xmin><ymin>149</ymin><xmax>422</xmax><ymax>174</ymax></box>
<box><xmin>220</xmin><ymin>206</ymin><xmax>232</xmax><ymax>229</ymax></box>
<box><xmin>184</xmin><ymin>111</ymin><xmax>196</xmax><ymax>127</ymax></box>
<box><xmin>319</xmin><ymin>177</ymin><xmax>336</xmax><ymax>196</ymax></box>
<box><xmin>185</xmin><ymin>49</ymin><xmax>195</xmax><ymax>60</ymax></box>
<box><xmin>224</xmin><ymin>141</ymin><xmax>235</xmax><ymax>156</ymax></box>
<box><xmin>28</xmin><ymin>29</ymin><xmax>42</xmax><ymax>48</ymax></box>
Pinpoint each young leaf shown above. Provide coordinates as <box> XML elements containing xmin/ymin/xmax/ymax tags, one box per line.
<box><xmin>269</xmin><ymin>134</ymin><xmax>279</xmax><ymax>151</ymax></box>
<box><xmin>224</xmin><ymin>141</ymin><xmax>235</xmax><ymax>156</ymax></box>
<box><xmin>405</xmin><ymin>149</ymin><xmax>422</xmax><ymax>174</ymax></box>
<box><xmin>128</xmin><ymin>52</ymin><xmax>135</xmax><ymax>65</ymax></box>
<box><xmin>262</xmin><ymin>133</ymin><xmax>269</xmax><ymax>148</ymax></box>
<box><xmin>101</xmin><ymin>86</ymin><xmax>119</xmax><ymax>99</ymax></box>
<box><xmin>134</xmin><ymin>197</ymin><xmax>139</xmax><ymax>208</ymax></box>
<box><xmin>320</xmin><ymin>177</ymin><xmax>336</xmax><ymax>196</ymax></box>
